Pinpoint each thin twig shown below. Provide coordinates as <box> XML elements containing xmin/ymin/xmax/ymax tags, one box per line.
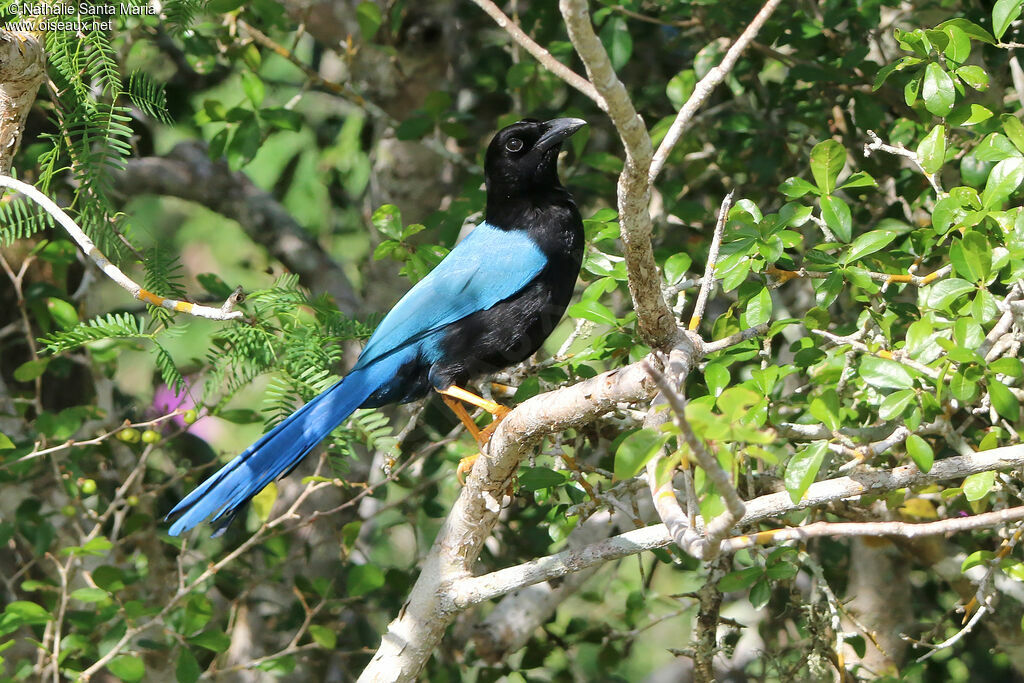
<box><xmin>0</xmin><ymin>175</ymin><xmax>246</xmax><ymax>321</ymax></box>
<box><xmin>689</xmin><ymin>192</ymin><xmax>733</xmax><ymax>331</ymax></box>
<box><xmin>649</xmin><ymin>0</ymin><xmax>784</xmax><ymax>182</ymax></box>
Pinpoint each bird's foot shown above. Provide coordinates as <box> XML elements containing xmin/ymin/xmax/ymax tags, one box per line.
<box><xmin>457</xmin><ymin>453</ymin><xmax>478</xmax><ymax>485</ymax></box>
<box><xmin>477</xmin><ymin>404</ymin><xmax>512</xmax><ymax>446</ymax></box>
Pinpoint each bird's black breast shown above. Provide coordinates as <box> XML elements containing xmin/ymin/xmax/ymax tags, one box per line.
<box><xmin>428</xmin><ymin>190</ymin><xmax>584</xmax><ymax>390</ymax></box>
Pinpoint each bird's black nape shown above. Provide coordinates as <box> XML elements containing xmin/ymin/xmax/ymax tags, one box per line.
<box><xmin>484</xmin><ymin>117</ymin><xmax>586</xmax><ymax>201</ymax></box>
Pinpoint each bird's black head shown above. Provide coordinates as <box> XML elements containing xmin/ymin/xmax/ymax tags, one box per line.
<box><xmin>484</xmin><ymin>117</ymin><xmax>587</xmax><ymax>199</ymax></box>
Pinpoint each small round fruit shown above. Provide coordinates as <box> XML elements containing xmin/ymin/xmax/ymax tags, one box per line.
<box><xmin>81</xmin><ymin>479</ymin><xmax>97</xmax><ymax>495</ymax></box>
<box><xmin>141</xmin><ymin>429</ymin><xmax>161</xmax><ymax>444</ymax></box>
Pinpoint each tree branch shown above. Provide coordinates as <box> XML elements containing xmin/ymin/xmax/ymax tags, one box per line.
<box><xmin>0</xmin><ymin>175</ymin><xmax>246</xmax><ymax>321</ymax></box>
<box><xmin>560</xmin><ymin>0</ymin><xmax>677</xmax><ymax>348</ymax></box>
<box><xmin>469</xmin><ymin>0</ymin><xmax>603</xmax><ymax>106</ymax></box>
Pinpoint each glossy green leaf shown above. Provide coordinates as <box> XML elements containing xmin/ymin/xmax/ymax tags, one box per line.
<box><xmin>356</xmin><ymin>1</ymin><xmax>383</xmax><ymax>39</ymax></box>
<box><xmin>982</xmin><ymin>157</ymin><xmax>1024</xmax><ymax>208</ymax></box>
<box><xmin>955</xmin><ymin>65</ymin><xmax>989</xmax><ymax>91</ymax></box>
<box><xmin>743</xmin><ymin>286</ymin><xmax>772</xmax><ymax>327</ymax></box>
<box><xmin>614</xmin><ymin>428</ymin><xmax>670</xmax><ymax>481</ymax></box>
<box><xmin>346</xmin><ymin>564</ymin><xmax>385</xmax><ymax>597</ymax></box>
<box><xmin>309</xmin><ymin>625</ymin><xmax>337</xmax><ymax>649</ymax></box>
<box><xmin>717</xmin><ymin>566</ymin><xmax>763</xmax><ymax>592</ymax></box>
<box><xmin>820</xmin><ymin>195</ymin><xmax>852</xmax><ymax>242</ymax></box>
<box><xmin>963</xmin><ymin>470</ymin><xmax>995</xmax><ymax>501</ymax></box>
<box><xmin>845</xmin><ymin>228</ymin><xmax>898</xmax><ymax>264</ymax></box>
<box><xmin>993</xmin><ymin>0</ymin><xmax>1024</xmax><ymax>39</ymax></box>
<box><xmin>784</xmin><ymin>441</ymin><xmax>828</xmax><ymax>503</ymax></box>
<box><xmin>989</xmin><ymin>379</ymin><xmax>1020</xmax><ymax>421</ymax></box>
<box><xmin>927</xmin><ymin>278</ymin><xmax>976</xmax><ymax>310</ymax></box>
<box><xmin>600</xmin><ymin>17</ymin><xmax>633</xmax><ymax>70</ymax></box>
<box><xmin>518</xmin><ymin>466</ymin><xmax>569</xmax><ymax>491</ymax></box>
<box><xmin>921</xmin><ymin>63</ymin><xmax>955</xmax><ymax>117</ymax></box>
<box><xmin>810</xmin><ymin>140</ymin><xmax>845</xmax><ymax>194</ymax></box>
<box><xmin>879</xmin><ymin>389</ymin><xmax>915</xmax><ymax>420</ymax></box>
<box><xmin>108</xmin><ymin>655</ymin><xmax>145</xmax><ymax>682</ymax></box>
<box><xmin>905</xmin><ymin>434</ymin><xmax>934</xmax><ymax>472</ymax></box>
<box><xmin>859</xmin><ymin>356</ymin><xmax>914</xmax><ymax>390</ymax></box>
<box><xmin>916</xmin><ymin>124</ymin><xmax>946</xmax><ymax>174</ymax></box>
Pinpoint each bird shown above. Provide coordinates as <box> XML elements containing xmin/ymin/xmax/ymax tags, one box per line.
<box><xmin>167</xmin><ymin>117</ymin><xmax>587</xmax><ymax>536</ymax></box>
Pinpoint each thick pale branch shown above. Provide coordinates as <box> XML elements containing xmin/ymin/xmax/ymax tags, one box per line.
<box><xmin>359</xmin><ymin>360</ymin><xmax>658</xmax><ymax>681</ymax></box>
<box><xmin>453</xmin><ymin>446</ymin><xmax>1024</xmax><ymax>603</ymax></box>
<box><xmin>560</xmin><ymin>0</ymin><xmax>677</xmax><ymax>348</ymax></box>
<box><xmin>649</xmin><ymin>0</ymin><xmax>784</xmax><ymax>182</ymax></box>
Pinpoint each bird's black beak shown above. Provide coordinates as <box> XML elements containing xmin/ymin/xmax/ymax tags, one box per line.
<box><xmin>535</xmin><ymin>117</ymin><xmax>587</xmax><ymax>152</ymax></box>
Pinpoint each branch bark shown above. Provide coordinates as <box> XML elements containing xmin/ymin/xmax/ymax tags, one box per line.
<box><xmin>560</xmin><ymin>0</ymin><xmax>677</xmax><ymax>349</ymax></box>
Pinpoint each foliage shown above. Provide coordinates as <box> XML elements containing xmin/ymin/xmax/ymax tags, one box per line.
<box><xmin>4</xmin><ymin>1</ymin><xmax>1024</xmax><ymax>681</ymax></box>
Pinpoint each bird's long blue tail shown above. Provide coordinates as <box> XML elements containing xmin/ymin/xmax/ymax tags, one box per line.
<box><xmin>167</xmin><ymin>352</ymin><xmax>406</xmax><ymax>536</ymax></box>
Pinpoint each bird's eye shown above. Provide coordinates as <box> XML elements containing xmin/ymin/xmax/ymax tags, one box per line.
<box><xmin>505</xmin><ymin>137</ymin><xmax>524</xmax><ymax>153</ymax></box>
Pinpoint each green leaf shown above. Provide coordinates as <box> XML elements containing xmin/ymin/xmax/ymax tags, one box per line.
<box><xmin>989</xmin><ymin>379</ymin><xmax>1020</xmax><ymax>421</ymax></box>
<box><xmin>70</xmin><ymin>587</ymin><xmax>108</xmax><ymax>603</ymax></box>
<box><xmin>743</xmin><ymin>286</ymin><xmax>772</xmax><ymax>327</ymax></box>
<box><xmin>518</xmin><ymin>466</ymin><xmax>569</xmax><ymax>491</ymax></box>
<box><xmin>963</xmin><ymin>470</ymin><xmax>995</xmax><ymax>501</ymax></box>
<box><xmin>356</xmin><ymin>1</ymin><xmax>383</xmax><ymax>39</ymax></box>
<box><xmin>784</xmin><ymin>441</ymin><xmax>828</xmax><ymax>503</ymax></box>
<box><xmin>107</xmin><ymin>655</ymin><xmax>145</xmax><ymax>682</ymax></box>
<box><xmin>810</xmin><ymin>140</ymin><xmax>845</xmax><ymax>194</ymax></box>
<box><xmin>717</xmin><ymin>566</ymin><xmax>763</xmax><ymax>592</ymax></box>
<box><xmin>845</xmin><ymin>228</ymin><xmax>898</xmax><ymax>264</ymax></box>
<box><xmin>955</xmin><ymin>65</ymin><xmax>989</xmax><ymax>91</ymax></box>
<box><xmin>936</xmin><ymin>19</ymin><xmax>997</xmax><ymax>45</ymax></box>
<box><xmin>921</xmin><ymin>63</ymin><xmax>955</xmax><ymax>117</ymax></box>
<box><xmin>346</xmin><ymin>564</ymin><xmax>385</xmax><ymax>597</ymax></box>
<box><xmin>943</xmin><ymin>25</ymin><xmax>971</xmax><ymax>62</ymax></box>
<box><xmin>779</xmin><ymin>177</ymin><xmax>819</xmax><ymax>199</ymax></box>
<box><xmin>600</xmin><ymin>17</ymin><xmax>633</xmax><ymax>71</ymax></box>
<box><xmin>916</xmin><ymin>124</ymin><xmax>946</xmax><ymax>174</ymax></box>
<box><xmin>905</xmin><ymin>434</ymin><xmax>934</xmax><ymax>472</ymax></box>
<box><xmin>614</xmin><ymin>428</ymin><xmax>669</xmax><ymax>481</ymax></box>
<box><xmin>982</xmin><ymin>157</ymin><xmax>1024</xmax><ymax>208</ymax></box>
<box><xmin>991</xmin><ymin>357</ymin><xmax>1024</xmax><ymax>378</ymax></box>
<box><xmin>873</xmin><ymin>56</ymin><xmax>923</xmax><ymax>91</ymax></box>
<box><xmin>666</xmin><ymin>69</ymin><xmax>696</xmax><ymax>109</ymax></box>
<box><xmin>0</xmin><ymin>433</ymin><xmax>13</xmax><ymax>450</ymax></box>
<box><xmin>809</xmin><ymin>389</ymin><xmax>840</xmax><ymax>431</ymax></box>
<box><xmin>1003</xmin><ymin>115</ymin><xmax>1024</xmax><ymax>153</ymax></box>
<box><xmin>927</xmin><ymin>278</ymin><xmax>976</xmax><ymax>310</ymax></box>
<box><xmin>176</xmin><ymin>649</ymin><xmax>200</xmax><ymax>683</ymax></box>
<box><xmin>309</xmin><ymin>624</ymin><xmax>337</xmax><ymax>649</ymax></box>
<box><xmin>569</xmin><ymin>299</ymin><xmax>618</xmax><ymax>326</ymax></box>
<box><xmin>879</xmin><ymin>389</ymin><xmax>915</xmax><ymax>420</ymax></box>
<box><xmin>47</xmin><ymin>297</ymin><xmax>78</xmax><ymax>330</ymax></box>
<box><xmin>13</xmin><ymin>358</ymin><xmax>49</xmax><ymax>382</ymax></box>
<box><xmin>820</xmin><ymin>195</ymin><xmax>852</xmax><ymax>242</ymax></box>
<box><xmin>188</xmin><ymin>629</ymin><xmax>231</xmax><ymax>653</ymax></box>
<box><xmin>994</xmin><ymin>0</ymin><xmax>1024</xmax><ymax>39</ymax></box>
<box><xmin>859</xmin><ymin>356</ymin><xmax>915</xmax><ymax>390</ymax></box>
<box><xmin>837</xmin><ymin>171</ymin><xmax>877</xmax><ymax>190</ymax></box>
<box><xmin>240</xmin><ymin>72</ymin><xmax>264</xmax><ymax>107</ymax></box>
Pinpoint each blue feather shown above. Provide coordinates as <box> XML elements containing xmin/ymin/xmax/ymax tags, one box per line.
<box><xmin>168</xmin><ymin>222</ymin><xmax>547</xmax><ymax>535</ymax></box>
<box><xmin>354</xmin><ymin>222</ymin><xmax>546</xmax><ymax>369</ymax></box>
<box><xmin>167</xmin><ymin>347</ymin><xmax>417</xmax><ymax>536</ymax></box>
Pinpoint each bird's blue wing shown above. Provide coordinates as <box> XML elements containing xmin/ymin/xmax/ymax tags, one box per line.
<box><xmin>354</xmin><ymin>221</ymin><xmax>546</xmax><ymax>369</ymax></box>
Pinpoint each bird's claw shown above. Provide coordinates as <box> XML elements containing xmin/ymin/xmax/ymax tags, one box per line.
<box><xmin>457</xmin><ymin>453</ymin><xmax>479</xmax><ymax>485</ymax></box>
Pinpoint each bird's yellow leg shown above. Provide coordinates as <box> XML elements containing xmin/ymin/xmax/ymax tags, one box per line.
<box><xmin>440</xmin><ymin>394</ymin><xmax>483</xmax><ymax>444</ymax></box>
<box><xmin>437</xmin><ymin>385</ymin><xmax>511</xmax><ymax>418</ymax></box>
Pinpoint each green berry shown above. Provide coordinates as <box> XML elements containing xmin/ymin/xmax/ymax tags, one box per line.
<box><xmin>81</xmin><ymin>479</ymin><xmax>97</xmax><ymax>495</ymax></box>
<box><xmin>141</xmin><ymin>429</ymin><xmax>161</xmax><ymax>444</ymax></box>
<box><xmin>183</xmin><ymin>410</ymin><xmax>198</xmax><ymax>425</ymax></box>
<box><xmin>117</xmin><ymin>428</ymin><xmax>140</xmax><ymax>443</ymax></box>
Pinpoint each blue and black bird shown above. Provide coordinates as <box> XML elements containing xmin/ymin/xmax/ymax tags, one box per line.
<box><xmin>167</xmin><ymin>117</ymin><xmax>587</xmax><ymax>535</ymax></box>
